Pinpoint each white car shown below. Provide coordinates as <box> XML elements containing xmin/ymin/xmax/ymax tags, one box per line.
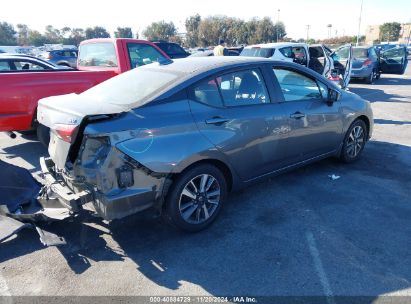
<box><xmin>241</xmin><ymin>42</ymin><xmax>353</xmax><ymax>88</ymax></box>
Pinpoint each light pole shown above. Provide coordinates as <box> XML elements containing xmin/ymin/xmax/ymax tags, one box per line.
<box><xmin>327</xmin><ymin>24</ymin><xmax>332</xmax><ymax>39</ymax></box>
<box><xmin>356</xmin><ymin>0</ymin><xmax>364</xmax><ymax>46</ymax></box>
<box><xmin>306</xmin><ymin>25</ymin><xmax>310</xmax><ymax>41</ymax></box>
<box><xmin>276</xmin><ymin>9</ymin><xmax>280</xmax><ymax>42</ymax></box>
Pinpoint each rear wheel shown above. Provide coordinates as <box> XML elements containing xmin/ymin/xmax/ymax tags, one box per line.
<box><xmin>340</xmin><ymin>119</ymin><xmax>368</xmax><ymax>163</ymax></box>
<box><xmin>36</xmin><ymin>124</ymin><xmax>50</xmax><ymax>147</ymax></box>
<box><xmin>365</xmin><ymin>71</ymin><xmax>374</xmax><ymax>84</ymax></box>
<box><xmin>164</xmin><ymin>164</ymin><xmax>227</xmax><ymax>232</ymax></box>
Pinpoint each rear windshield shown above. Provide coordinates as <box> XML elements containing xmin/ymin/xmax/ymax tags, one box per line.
<box><xmin>80</xmin><ymin>66</ymin><xmax>179</xmax><ymax>107</ymax></box>
<box><xmin>240</xmin><ymin>48</ymin><xmax>275</xmax><ymax>58</ymax></box>
<box><xmin>353</xmin><ymin>48</ymin><xmax>368</xmax><ymax>58</ymax></box>
<box><xmin>78</xmin><ymin>42</ymin><xmax>118</xmax><ymax>67</ymax></box>
<box><xmin>157</xmin><ymin>43</ymin><xmax>187</xmax><ymax>56</ymax></box>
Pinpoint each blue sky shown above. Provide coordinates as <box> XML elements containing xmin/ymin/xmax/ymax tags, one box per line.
<box><xmin>2</xmin><ymin>0</ymin><xmax>411</xmax><ymax>39</ymax></box>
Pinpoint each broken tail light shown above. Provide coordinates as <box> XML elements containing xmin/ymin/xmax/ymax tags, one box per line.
<box><xmin>54</xmin><ymin>124</ymin><xmax>78</xmax><ymax>143</ymax></box>
<box><xmin>363</xmin><ymin>59</ymin><xmax>372</xmax><ymax>66</ymax></box>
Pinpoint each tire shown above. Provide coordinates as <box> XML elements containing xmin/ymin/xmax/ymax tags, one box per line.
<box><xmin>365</xmin><ymin>71</ymin><xmax>374</xmax><ymax>84</ymax></box>
<box><xmin>164</xmin><ymin>164</ymin><xmax>228</xmax><ymax>232</ymax></box>
<box><xmin>340</xmin><ymin>119</ymin><xmax>368</xmax><ymax>163</ymax></box>
<box><xmin>36</xmin><ymin>124</ymin><xmax>50</xmax><ymax>147</ymax></box>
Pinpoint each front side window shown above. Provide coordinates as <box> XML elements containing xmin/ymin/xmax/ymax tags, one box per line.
<box><xmin>292</xmin><ymin>47</ymin><xmax>307</xmax><ymax>65</ymax></box>
<box><xmin>273</xmin><ymin>68</ymin><xmax>322</xmax><ymax>102</ymax></box>
<box><xmin>217</xmin><ymin>69</ymin><xmax>270</xmax><ymax>106</ymax></box>
<box><xmin>127</xmin><ymin>43</ymin><xmax>167</xmax><ymax>68</ymax></box>
<box><xmin>78</xmin><ymin>42</ymin><xmax>118</xmax><ymax>67</ymax></box>
<box><xmin>13</xmin><ymin>60</ymin><xmax>46</xmax><ymax>70</ymax></box>
<box><xmin>190</xmin><ymin>79</ymin><xmax>223</xmax><ymax>108</ymax></box>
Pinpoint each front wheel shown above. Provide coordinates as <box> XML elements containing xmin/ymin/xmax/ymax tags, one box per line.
<box><xmin>164</xmin><ymin>164</ymin><xmax>227</xmax><ymax>232</ymax></box>
<box><xmin>340</xmin><ymin>120</ymin><xmax>368</xmax><ymax>163</ymax></box>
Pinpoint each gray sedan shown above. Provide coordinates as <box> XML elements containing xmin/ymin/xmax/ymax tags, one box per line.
<box><xmin>35</xmin><ymin>57</ymin><xmax>373</xmax><ymax>232</ymax></box>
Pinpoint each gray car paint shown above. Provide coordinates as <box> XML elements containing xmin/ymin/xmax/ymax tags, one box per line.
<box><xmin>37</xmin><ymin>57</ymin><xmax>373</xmax><ymax>221</ymax></box>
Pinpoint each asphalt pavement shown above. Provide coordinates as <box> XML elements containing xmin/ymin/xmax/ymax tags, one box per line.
<box><xmin>0</xmin><ymin>66</ymin><xmax>410</xmax><ymax>302</ymax></box>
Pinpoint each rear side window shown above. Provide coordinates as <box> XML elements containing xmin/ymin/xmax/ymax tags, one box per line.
<box><xmin>279</xmin><ymin>47</ymin><xmax>293</xmax><ymax>58</ymax></box>
<box><xmin>190</xmin><ymin>79</ymin><xmax>223</xmax><ymax>108</ymax></box>
<box><xmin>78</xmin><ymin>42</ymin><xmax>118</xmax><ymax>67</ymax></box>
<box><xmin>127</xmin><ymin>43</ymin><xmax>167</xmax><ymax>68</ymax></box>
<box><xmin>240</xmin><ymin>48</ymin><xmax>275</xmax><ymax>58</ymax></box>
<box><xmin>273</xmin><ymin>68</ymin><xmax>321</xmax><ymax>102</ymax></box>
<box><xmin>13</xmin><ymin>60</ymin><xmax>46</xmax><ymax>70</ymax></box>
<box><xmin>157</xmin><ymin>43</ymin><xmax>186</xmax><ymax>56</ymax></box>
<box><xmin>217</xmin><ymin>69</ymin><xmax>270</xmax><ymax>106</ymax></box>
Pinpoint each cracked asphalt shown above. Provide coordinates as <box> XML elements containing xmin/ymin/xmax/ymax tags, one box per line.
<box><xmin>0</xmin><ymin>66</ymin><xmax>410</xmax><ymax>302</ymax></box>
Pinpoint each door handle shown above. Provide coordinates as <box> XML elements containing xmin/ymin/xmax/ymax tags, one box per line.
<box><xmin>290</xmin><ymin>112</ymin><xmax>306</xmax><ymax>119</ymax></box>
<box><xmin>205</xmin><ymin>117</ymin><xmax>229</xmax><ymax>125</ymax></box>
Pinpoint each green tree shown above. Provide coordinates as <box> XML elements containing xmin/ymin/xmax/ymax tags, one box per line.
<box><xmin>85</xmin><ymin>26</ymin><xmax>110</xmax><ymax>39</ymax></box>
<box><xmin>0</xmin><ymin>22</ymin><xmax>17</xmax><ymax>45</ymax></box>
<box><xmin>379</xmin><ymin>22</ymin><xmax>402</xmax><ymax>42</ymax></box>
<box><xmin>65</xmin><ymin>28</ymin><xmax>86</xmax><ymax>46</ymax></box>
<box><xmin>185</xmin><ymin>14</ymin><xmax>201</xmax><ymax>47</ymax></box>
<box><xmin>142</xmin><ymin>21</ymin><xmax>177</xmax><ymax>41</ymax></box>
<box><xmin>255</xmin><ymin>17</ymin><xmax>276</xmax><ymax>43</ymax></box>
<box><xmin>27</xmin><ymin>30</ymin><xmax>48</xmax><ymax>46</ymax></box>
<box><xmin>274</xmin><ymin>21</ymin><xmax>286</xmax><ymax>41</ymax></box>
<box><xmin>44</xmin><ymin>25</ymin><xmax>62</xmax><ymax>43</ymax></box>
<box><xmin>114</xmin><ymin>27</ymin><xmax>133</xmax><ymax>38</ymax></box>
<box><xmin>16</xmin><ymin>24</ymin><xmax>29</xmax><ymax>45</ymax></box>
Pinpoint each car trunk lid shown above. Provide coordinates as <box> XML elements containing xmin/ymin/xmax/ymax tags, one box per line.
<box><xmin>37</xmin><ymin>93</ymin><xmax>128</xmax><ymax>168</ymax></box>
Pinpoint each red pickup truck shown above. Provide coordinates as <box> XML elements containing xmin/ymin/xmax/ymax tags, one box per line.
<box><xmin>0</xmin><ymin>38</ymin><xmax>169</xmax><ymax>142</ymax></box>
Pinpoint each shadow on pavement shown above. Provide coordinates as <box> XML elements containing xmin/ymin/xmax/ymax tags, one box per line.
<box><xmin>1</xmin><ymin>134</ymin><xmax>47</xmax><ymax>172</ymax></box>
<box><xmin>349</xmin><ymin>74</ymin><xmax>411</xmax><ymax>103</ymax></box>
<box><xmin>374</xmin><ymin>119</ymin><xmax>411</xmax><ymax>125</ymax></box>
<box><xmin>1</xmin><ymin>140</ymin><xmax>411</xmax><ymax>299</ymax></box>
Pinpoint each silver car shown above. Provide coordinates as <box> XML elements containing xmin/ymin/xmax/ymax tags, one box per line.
<box><xmin>36</xmin><ymin>57</ymin><xmax>373</xmax><ymax>231</ymax></box>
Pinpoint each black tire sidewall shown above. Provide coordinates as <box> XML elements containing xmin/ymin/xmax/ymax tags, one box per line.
<box><xmin>37</xmin><ymin>124</ymin><xmax>50</xmax><ymax>147</ymax></box>
<box><xmin>340</xmin><ymin>120</ymin><xmax>367</xmax><ymax>163</ymax></box>
<box><xmin>165</xmin><ymin>164</ymin><xmax>227</xmax><ymax>232</ymax></box>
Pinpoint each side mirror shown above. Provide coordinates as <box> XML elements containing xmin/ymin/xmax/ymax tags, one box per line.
<box><xmin>328</xmin><ymin>88</ymin><xmax>340</xmax><ymax>103</ymax></box>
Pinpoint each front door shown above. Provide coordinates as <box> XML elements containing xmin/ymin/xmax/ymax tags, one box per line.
<box><xmin>331</xmin><ymin>44</ymin><xmax>353</xmax><ymax>88</ymax></box>
<box><xmin>380</xmin><ymin>47</ymin><xmax>408</xmax><ymax>74</ymax></box>
<box><xmin>272</xmin><ymin>66</ymin><xmax>343</xmax><ymax>163</ymax></box>
<box><xmin>189</xmin><ymin>67</ymin><xmax>290</xmax><ymax>181</ymax></box>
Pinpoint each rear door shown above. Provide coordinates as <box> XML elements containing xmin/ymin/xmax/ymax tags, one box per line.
<box><xmin>331</xmin><ymin>44</ymin><xmax>353</xmax><ymax>88</ymax></box>
<box><xmin>189</xmin><ymin>67</ymin><xmax>290</xmax><ymax>181</ymax></box>
<box><xmin>380</xmin><ymin>47</ymin><xmax>407</xmax><ymax>74</ymax></box>
<box><xmin>272</xmin><ymin>66</ymin><xmax>343</xmax><ymax>163</ymax></box>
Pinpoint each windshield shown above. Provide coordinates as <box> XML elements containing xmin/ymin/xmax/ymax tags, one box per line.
<box><xmin>240</xmin><ymin>48</ymin><xmax>275</xmax><ymax>58</ymax></box>
<box><xmin>78</xmin><ymin>42</ymin><xmax>118</xmax><ymax>67</ymax></box>
<box><xmin>353</xmin><ymin>48</ymin><xmax>368</xmax><ymax>58</ymax></box>
<box><xmin>157</xmin><ymin>43</ymin><xmax>187</xmax><ymax>56</ymax></box>
<box><xmin>81</xmin><ymin>67</ymin><xmax>179</xmax><ymax>107</ymax></box>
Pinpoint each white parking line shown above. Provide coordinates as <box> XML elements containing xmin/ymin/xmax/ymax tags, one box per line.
<box><xmin>306</xmin><ymin>231</ymin><xmax>335</xmax><ymax>304</ymax></box>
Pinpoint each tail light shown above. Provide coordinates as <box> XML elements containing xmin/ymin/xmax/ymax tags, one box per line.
<box><xmin>363</xmin><ymin>59</ymin><xmax>372</xmax><ymax>66</ymax></box>
<box><xmin>45</xmin><ymin>53</ymin><xmax>52</xmax><ymax>59</ymax></box>
<box><xmin>54</xmin><ymin>124</ymin><xmax>78</xmax><ymax>143</ymax></box>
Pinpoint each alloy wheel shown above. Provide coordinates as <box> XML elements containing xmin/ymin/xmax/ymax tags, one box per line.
<box><xmin>178</xmin><ymin>174</ymin><xmax>221</xmax><ymax>224</ymax></box>
<box><xmin>346</xmin><ymin>125</ymin><xmax>365</xmax><ymax>158</ymax></box>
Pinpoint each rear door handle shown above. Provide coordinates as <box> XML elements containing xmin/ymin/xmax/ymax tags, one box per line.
<box><xmin>290</xmin><ymin>112</ymin><xmax>306</xmax><ymax>119</ymax></box>
<box><xmin>205</xmin><ymin>117</ymin><xmax>229</xmax><ymax>125</ymax></box>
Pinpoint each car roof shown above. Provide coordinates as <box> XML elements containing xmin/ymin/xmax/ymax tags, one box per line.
<box><xmin>244</xmin><ymin>42</ymin><xmax>306</xmax><ymax>49</ymax></box>
<box><xmin>140</xmin><ymin>56</ymin><xmax>275</xmax><ymax>76</ymax></box>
